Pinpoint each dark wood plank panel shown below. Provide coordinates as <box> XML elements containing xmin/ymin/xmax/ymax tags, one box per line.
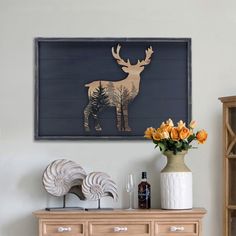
<box><xmin>35</xmin><ymin>38</ymin><xmax>191</xmax><ymax>139</ymax></box>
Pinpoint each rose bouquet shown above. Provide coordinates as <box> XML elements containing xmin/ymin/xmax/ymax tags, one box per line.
<box><xmin>144</xmin><ymin>119</ymin><xmax>207</xmax><ymax>154</ymax></box>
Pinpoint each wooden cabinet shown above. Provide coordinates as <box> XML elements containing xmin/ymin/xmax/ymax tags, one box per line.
<box><xmin>33</xmin><ymin>208</ymin><xmax>206</xmax><ymax>236</ymax></box>
<box><xmin>219</xmin><ymin>96</ymin><xmax>236</xmax><ymax>236</ymax></box>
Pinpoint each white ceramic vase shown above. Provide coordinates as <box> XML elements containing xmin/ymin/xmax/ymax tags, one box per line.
<box><xmin>160</xmin><ymin>151</ymin><xmax>192</xmax><ymax>210</ymax></box>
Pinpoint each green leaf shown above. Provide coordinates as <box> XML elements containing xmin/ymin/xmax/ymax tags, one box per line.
<box><xmin>169</xmin><ymin>140</ymin><xmax>175</xmax><ymax>145</ymax></box>
<box><xmin>158</xmin><ymin>143</ymin><xmax>166</xmax><ymax>153</ymax></box>
<box><xmin>153</xmin><ymin>140</ymin><xmax>158</xmax><ymax>145</ymax></box>
<box><xmin>175</xmin><ymin>142</ymin><xmax>182</xmax><ymax>148</ymax></box>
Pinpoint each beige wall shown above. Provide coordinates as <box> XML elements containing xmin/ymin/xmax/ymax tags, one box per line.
<box><xmin>1</xmin><ymin>0</ymin><xmax>236</xmax><ymax>235</ymax></box>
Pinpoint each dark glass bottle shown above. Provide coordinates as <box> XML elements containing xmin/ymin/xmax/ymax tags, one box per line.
<box><xmin>138</xmin><ymin>172</ymin><xmax>151</xmax><ymax>209</ymax></box>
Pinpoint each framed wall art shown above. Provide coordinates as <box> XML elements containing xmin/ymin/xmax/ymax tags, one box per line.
<box><xmin>35</xmin><ymin>38</ymin><xmax>191</xmax><ymax>140</ymax></box>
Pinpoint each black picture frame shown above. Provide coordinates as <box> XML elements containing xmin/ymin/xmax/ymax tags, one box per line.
<box><xmin>35</xmin><ymin>38</ymin><xmax>191</xmax><ymax>140</ymax></box>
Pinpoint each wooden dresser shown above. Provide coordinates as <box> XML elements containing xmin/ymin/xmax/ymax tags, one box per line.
<box><xmin>33</xmin><ymin>208</ymin><xmax>206</xmax><ymax>236</ymax></box>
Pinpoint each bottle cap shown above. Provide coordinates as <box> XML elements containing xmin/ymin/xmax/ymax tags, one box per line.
<box><xmin>142</xmin><ymin>172</ymin><xmax>147</xmax><ymax>179</ymax></box>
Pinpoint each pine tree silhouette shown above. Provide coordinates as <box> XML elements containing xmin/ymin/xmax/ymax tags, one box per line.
<box><xmin>106</xmin><ymin>81</ymin><xmax>115</xmax><ymax>105</ymax></box>
<box><xmin>90</xmin><ymin>81</ymin><xmax>109</xmax><ymax>114</ymax></box>
<box><xmin>113</xmin><ymin>85</ymin><xmax>131</xmax><ymax>131</ymax></box>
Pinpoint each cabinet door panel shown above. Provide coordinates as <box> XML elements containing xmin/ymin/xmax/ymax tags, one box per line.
<box><xmin>229</xmin><ymin>159</ymin><xmax>236</xmax><ymax>205</ymax></box>
<box><xmin>226</xmin><ymin>107</ymin><xmax>236</xmax><ymax>156</ymax></box>
<box><xmin>229</xmin><ymin>210</ymin><xmax>236</xmax><ymax>236</ymax></box>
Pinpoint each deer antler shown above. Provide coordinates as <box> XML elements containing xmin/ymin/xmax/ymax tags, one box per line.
<box><xmin>112</xmin><ymin>44</ymin><xmax>131</xmax><ymax>67</ymax></box>
<box><xmin>137</xmin><ymin>46</ymin><xmax>154</xmax><ymax>66</ymax></box>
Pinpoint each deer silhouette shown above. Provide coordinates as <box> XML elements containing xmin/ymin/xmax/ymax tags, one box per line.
<box><xmin>84</xmin><ymin>44</ymin><xmax>154</xmax><ymax>132</ymax></box>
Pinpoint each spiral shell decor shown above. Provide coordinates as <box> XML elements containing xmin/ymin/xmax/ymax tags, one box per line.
<box><xmin>42</xmin><ymin>159</ymin><xmax>118</xmax><ymax>209</ymax></box>
<box><xmin>82</xmin><ymin>172</ymin><xmax>118</xmax><ymax>201</ymax></box>
<box><xmin>43</xmin><ymin>159</ymin><xmax>86</xmax><ymax>197</ymax></box>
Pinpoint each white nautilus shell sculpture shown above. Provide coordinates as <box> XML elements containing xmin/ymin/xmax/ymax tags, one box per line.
<box><xmin>82</xmin><ymin>172</ymin><xmax>118</xmax><ymax>201</ymax></box>
<box><xmin>43</xmin><ymin>159</ymin><xmax>86</xmax><ymax>197</ymax></box>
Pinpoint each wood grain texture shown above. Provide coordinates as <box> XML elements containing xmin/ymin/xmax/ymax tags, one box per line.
<box><xmin>33</xmin><ymin>208</ymin><xmax>206</xmax><ymax>236</ymax></box>
<box><xmin>35</xmin><ymin>38</ymin><xmax>192</xmax><ymax>140</ymax></box>
<box><xmin>220</xmin><ymin>96</ymin><xmax>236</xmax><ymax>236</ymax></box>
<box><xmin>219</xmin><ymin>96</ymin><xmax>236</xmax><ymax>103</ymax></box>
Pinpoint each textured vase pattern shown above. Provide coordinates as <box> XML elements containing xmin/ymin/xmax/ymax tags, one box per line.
<box><xmin>161</xmin><ymin>172</ymin><xmax>192</xmax><ymax>209</ymax></box>
<box><xmin>160</xmin><ymin>151</ymin><xmax>193</xmax><ymax>210</ymax></box>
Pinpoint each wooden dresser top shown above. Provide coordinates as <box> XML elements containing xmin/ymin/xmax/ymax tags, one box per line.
<box><xmin>33</xmin><ymin>208</ymin><xmax>206</xmax><ymax>219</ymax></box>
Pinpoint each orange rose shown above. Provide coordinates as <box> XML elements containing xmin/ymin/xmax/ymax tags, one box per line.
<box><xmin>162</xmin><ymin>125</ymin><xmax>172</xmax><ymax>133</ymax></box>
<box><xmin>177</xmin><ymin>120</ymin><xmax>186</xmax><ymax>131</ymax></box>
<box><xmin>160</xmin><ymin>119</ymin><xmax>173</xmax><ymax>133</ymax></box>
<box><xmin>160</xmin><ymin>130</ymin><xmax>170</xmax><ymax>139</ymax></box>
<box><xmin>144</xmin><ymin>127</ymin><xmax>155</xmax><ymax>139</ymax></box>
<box><xmin>166</xmin><ymin>118</ymin><xmax>174</xmax><ymax>127</ymax></box>
<box><xmin>165</xmin><ymin>118</ymin><xmax>174</xmax><ymax>131</ymax></box>
<box><xmin>189</xmin><ymin>120</ymin><xmax>197</xmax><ymax>129</ymax></box>
<box><xmin>160</xmin><ymin>122</ymin><xmax>166</xmax><ymax>129</ymax></box>
<box><xmin>152</xmin><ymin>128</ymin><xmax>162</xmax><ymax>141</ymax></box>
<box><xmin>196</xmin><ymin>130</ymin><xmax>208</xmax><ymax>144</ymax></box>
<box><xmin>179</xmin><ymin>127</ymin><xmax>190</xmax><ymax>140</ymax></box>
<box><xmin>170</xmin><ymin>127</ymin><xmax>180</xmax><ymax>141</ymax></box>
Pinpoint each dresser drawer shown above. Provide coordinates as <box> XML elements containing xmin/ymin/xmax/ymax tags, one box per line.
<box><xmin>155</xmin><ymin>222</ymin><xmax>198</xmax><ymax>235</ymax></box>
<box><xmin>34</xmin><ymin>209</ymin><xmax>206</xmax><ymax>236</ymax></box>
<box><xmin>89</xmin><ymin>221</ymin><xmax>151</xmax><ymax>236</ymax></box>
<box><xmin>42</xmin><ymin>221</ymin><xmax>84</xmax><ymax>236</ymax></box>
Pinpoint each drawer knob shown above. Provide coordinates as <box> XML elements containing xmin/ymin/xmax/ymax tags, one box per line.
<box><xmin>113</xmin><ymin>226</ymin><xmax>128</xmax><ymax>232</ymax></box>
<box><xmin>170</xmin><ymin>226</ymin><xmax>185</xmax><ymax>232</ymax></box>
<box><xmin>57</xmin><ymin>227</ymin><xmax>72</xmax><ymax>233</ymax></box>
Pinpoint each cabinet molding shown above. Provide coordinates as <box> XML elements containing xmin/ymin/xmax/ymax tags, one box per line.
<box><xmin>33</xmin><ymin>208</ymin><xmax>206</xmax><ymax>236</ymax></box>
<box><xmin>219</xmin><ymin>95</ymin><xmax>236</xmax><ymax>236</ymax></box>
